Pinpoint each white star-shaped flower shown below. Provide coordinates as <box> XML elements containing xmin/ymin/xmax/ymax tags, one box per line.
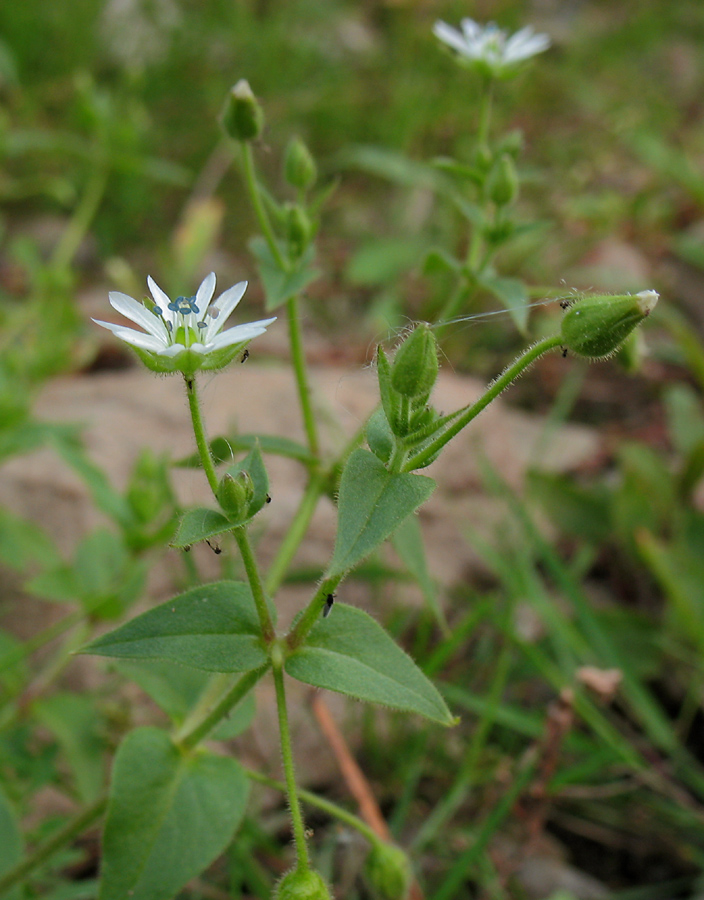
<box><xmin>433</xmin><ymin>18</ymin><xmax>550</xmax><ymax>76</ymax></box>
<box><xmin>93</xmin><ymin>273</ymin><xmax>276</xmax><ymax>374</ymax></box>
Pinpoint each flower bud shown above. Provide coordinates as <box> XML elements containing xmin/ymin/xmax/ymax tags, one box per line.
<box><xmin>285</xmin><ymin>136</ymin><xmax>317</xmax><ymax>191</ymax></box>
<box><xmin>216</xmin><ymin>471</ymin><xmax>254</xmax><ymax>520</ymax></box>
<box><xmin>220</xmin><ymin>79</ymin><xmax>264</xmax><ymax>142</ymax></box>
<box><xmin>364</xmin><ymin>841</ymin><xmax>412</xmax><ymax>900</ymax></box>
<box><xmin>561</xmin><ymin>290</ymin><xmax>659</xmax><ymax>359</ymax></box>
<box><xmin>488</xmin><ymin>153</ymin><xmax>518</xmax><ymax>207</ymax></box>
<box><xmin>391</xmin><ymin>324</ymin><xmax>439</xmax><ymax>399</ymax></box>
<box><xmin>498</xmin><ymin>129</ymin><xmax>524</xmax><ymax>158</ymax></box>
<box><xmin>273</xmin><ymin>867</ymin><xmax>331</xmax><ymax>900</ymax></box>
<box><xmin>286</xmin><ymin>204</ymin><xmax>313</xmax><ymax>259</ymax></box>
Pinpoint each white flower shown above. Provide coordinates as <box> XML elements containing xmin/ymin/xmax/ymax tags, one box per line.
<box><xmin>433</xmin><ymin>18</ymin><xmax>550</xmax><ymax>75</ymax></box>
<box><xmin>93</xmin><ymin>272</ymin><xmax>276</xmax><ymax>374</ymax></box>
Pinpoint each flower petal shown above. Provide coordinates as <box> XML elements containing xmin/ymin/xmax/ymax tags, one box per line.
<box><xmin>195</xmin><ymin>272</ymin><xmax>217</xmax><ymax>315</ymax></box>
<box><xmin>205</xmin><ymin>318</ymin><xmax>276</xmax><ymax>351</ymax></box>
<box><xmin>108</xmin><ymin>291</ymin><xmax>169</xmax><ymax>342</ymax></box>
<box><xmin>433</xmin><ymin>21</ymin><xmax>470</xmax><ymax>56</ymax></box>
<box><xmin>203</xmin><ymin>281</ymin><xmax>248</xmax><ymax>341</ymax></box>
<box><xmin>147</xmin><ymin>276</ymin><xmax>175</xmax><ymax>326</ymax></box>
<box><xmin>92</xmin><ymin>319</ymin><xmax>165</xmax><ymax>352</ymax></box>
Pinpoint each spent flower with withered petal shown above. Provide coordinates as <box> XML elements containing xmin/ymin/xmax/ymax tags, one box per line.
<box><xmin>93</xmin><ymin>272</ymin><xmax>276</xmax><ymax>375</ymax></box>
<box><xmin>433</xmin><ymin>18</ymin><xmax>550</xmax><ymax>77</ymax></box>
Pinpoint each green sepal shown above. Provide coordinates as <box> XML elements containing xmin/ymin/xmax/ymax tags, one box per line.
<box><xmin>366</xmin><ymin>407</ymin><xmax>394</xmax><ymax>463</ymax></box>
<box><xmin>376</xmin><ymin>346</ymin><xmax>403</xmax><ymax>437</ymax></box>
<box><xmin>129</xmin><ymin>341</ymin><xmax>255</xmax><ymax>376</ymax></box>
<box><xmin>224</xmin><ymin>443</ymin><xmax>270</xmax><ymax>519</ymax></box>
<box><xmin>80</xmin><ymin>581</ymin><xmax>270</xmax><ymax>673</ymax></box>
<box><xmin>285</xmin><ymin>603</ymin><xmax>455</xmax><ymax>725</ymax></box>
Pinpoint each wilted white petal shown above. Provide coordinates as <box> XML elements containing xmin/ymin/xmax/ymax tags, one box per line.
<box><xmin>92</xmin><ymin>319</ymin><xmax>165</xmax><ymax>351</ymax></box>
<box><xmin>108</xmin><ymin>291</ymin><xmax>168</xmax><ymax>341</ymax></box>
<box><xmin>204</xmin><ymin>281</ymin><xmax>248</xmax><ymax>341</ymax></box>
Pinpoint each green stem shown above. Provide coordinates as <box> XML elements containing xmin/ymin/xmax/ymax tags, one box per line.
<box><xmin>177</xmin><ymin>665</ymin><xmax>270</xmax><ymax>750</ymax></box>
<box><xmin>246</xmin><ymin>768</ymin><xmax>379</xmax><ymax>846</ymax></box>
<box><xmin>287</xmin><ymin>574</ymin><xmax>344</xmax><ymax>650</ymax></box>
<box><xmin>265</xmin><ymin>471</ymin><xmax>326</xmax><ymax>596</ymax></box>
<box><xmin>287</xmin><ymin>294</ymin><xmax>319</xmax><ymax>457</ymax></box>
<box><xmin>404</xmin><ymin>334</ymin><xmax>563</xmax><ymax>471</ymax></box>
<box><xmin>184</xmin><ymin>374</ymin><xmax>219</xmax><ymax>497</ymax></box>
<box><xmin>477</xmin><ymin>77</ymin><xmax>494</xmax><ymax>149</ymax></box>
<box><xmin>272</xmin><ymin>663</ymin><xmax>310</xmax><ymax>869</ymax></box>
<box><xmin>233</xmin><ymin>526</ymin><xmax>275</xmax><ymax>643</ymax></box>
<box><xmin>0</xmin><ymin>795</ymin><xmax>108</xmax><ymax>895</ymax></box>
<box><xmin>240</xmin><ymin>141</ymin><xmax>288</xmax><ymax>271</ymax></box>
<box><xmin>51</xmin><ymin>164</ymin><xmax>108</xmax><ymax>271</ymax></box>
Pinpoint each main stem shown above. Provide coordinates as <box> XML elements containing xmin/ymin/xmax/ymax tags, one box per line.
<box><xmin>184</xmin><ymin>374</ymin><xmax>219</xmax><ymax>497</ymax></box>
<box><xmin>233</xmin><ymin>526</ymin><xmax>275</xmax><ymax>643</ymax></box>
<box><xmin>241</xmin><ymin>141</ymin><xmax>288</xmax><ymax>271</ymax></box>
<box><xmin>287</xmin><ymin>295</ymin><xmax>319</xmax><ymax>457</ymax></box>
<box><xmin>404</xmin><ymin>334</ymin><xmax>563</xmax><ymax>471</ymax></box>
<box><xmin>272</xmin><ymin>661</ymin><xmax>310</xmax><ymax>870</ymax></box>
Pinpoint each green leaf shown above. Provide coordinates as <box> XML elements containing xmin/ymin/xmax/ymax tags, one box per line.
<box><xmin>33</xmin><ymin>693</ymin><xmax>105</xmax><ymax>803</ymax></box>
<box><xmin>346</xmin><ymin>238</ymin><xmax>426</xmax><ymax>287</ymax></box>
<box><xmin>0</xmin><ymin>783</ymin><xmax>22</xmax><ymax>900</ymax></box>
<box><xmin>100</xmin><ymin>728</ymin><xmax>249</xmax><ymax>900</ymax></box>
<box><xmin>249</xmin><ymin>237</ymin><xmax>320</xmax><ymax>311</ymax></box>
<box><xmin>285</xmin><ymin>603</ymin><xmax>454</xmax><ymax>725</ymax></box>
<box><xmin>328</xmin><ymin>449</ymin><xmax>435</xmax><ymax>577</ymax></box>
<box><xmin>225</xmin><ymin>444</ymin><xmax>269</xmax><ymax>518</ymax></box>
<box><xmin>175</xmin><ymin>434</ymin><xmax>314</xmax><ymax>467</ymax></box>
<box><xmin>81</xmin><ymin>581</ymin><xmax>269</xmax><ymax>673</ymax></box>
<box><xmin>113</xmin><ymin>660</ymin><xmax>256</xmax><ymax>737</ymax></box>
<box><xmin>392</xmin><ymin>516</ymin><xmax>449</xmax><ymax>635</ymax></box>
<box><xmin>171</xmin><ymin>507</ymin><xmax>233</xmax><ymax>548</ymax></box>
<box><xmin>0</xmin><ymin>508</ymin><xmax>60</xmax><ymax>572</ymax></box>
<box><xmin>478</xmin><ymin>273</ymin><xmax>529</xmax><ymax>333</ymax></box>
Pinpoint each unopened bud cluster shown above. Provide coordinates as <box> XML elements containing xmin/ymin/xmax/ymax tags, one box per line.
<box><xmin>369</xmin><ymin>324</ymin><xmax>444</xmax><ymax>469</ymax></box>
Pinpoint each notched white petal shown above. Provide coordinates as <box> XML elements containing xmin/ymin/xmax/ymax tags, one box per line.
<box><xmin>196</xmin><ymin>272</ymin><xmax>217</xmax><ymax>313</ymax></box>
<box><xmin>204</xmin><ymin>281</ymin><xmax>248</xmax><ymax>341</ymax></box>
<box><xmin>92</xmin><ymin>319</ymin><xmax>165</xmax><ymax>352</ymax></box>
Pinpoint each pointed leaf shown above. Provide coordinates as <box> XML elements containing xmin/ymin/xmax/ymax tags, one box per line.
<box><xmin>392</xmin><ymin>516</ymin><xmax>449</xmax><ymax>635</ymax></box>
<box><xmin>249</xmin><ymin>237</ymin><xmax>320</xmax><ymax>311</ymax></box>
<box><xmin>285</xmin><ymin>603</ymin><xmax>454</xmax><ymax>725</ymax></box>
<box><xmin>0</xmin><ymin>784</ymin><xmax>22</xmax><ymax>900</ymax></box>
<box><xmin>478</xmin><ymin>273</ymin><xmax>529</xmax><ymax>333</ymax></box>
<box><xmin>171</xmin><ymin>507</ymin><xmax>232</xmax><ymax>548</ymax></box>
<box><xmin>100</xmin><ymin>728</ymin><xmax>249</xmax><ymax>900</ymax></box>
<box><xmin>81</xmin><ymin>581</ymin><xmax>269</xmax><ymax>673</ymax></box>
<box><xmin>328</xmin><ymin>449</ymin><xmax>435</xmax><ymax>577</ymax></box>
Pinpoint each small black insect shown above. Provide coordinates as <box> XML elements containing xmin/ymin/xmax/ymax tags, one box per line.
<box><xmin>241</xmin><ymin>349</ymin><xmax>250</xmax><ymax>363</ymax></box>
<box><xmin>206</xmin><ymin>539</ymin><xmax>222</xmax><ymax>555</ymax></box>
<box><xmin>265</xmin><ymin>493</ymin><xmax>272</xmax><ymax>504</ymax></box>
<box><xmin>562</xmin><ymin>347</ymin><xmax>569</xmax><ymax>358</ymax></box>
<box><xmin>559</xmin><ymin>299</ymin><xmax>572</xmax><ymax>310</ymax></box>
<box><xmin>323</xmin><ymin>593</ymin><xmax>335</xmax><ymax>618</ymax></box>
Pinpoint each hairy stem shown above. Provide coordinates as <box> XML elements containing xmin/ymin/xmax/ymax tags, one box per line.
<box><xmin>233</xmin><ymin>526</ymin><xmax>275</xmax><ymax>643</ymax></box>
<box><xmin>287</xmin><ymin>294</ymin><xmax>319</xmax><ymax>457</ymax></box>
<box><xmin>404</xmin><ymin>334</ymin><xmax>563</xmax><ymax>471</ymax></box>
<box><xmin>184</xmin><ymin>374</ymin><xmax>219</xmax><ymax>497</ymax></box>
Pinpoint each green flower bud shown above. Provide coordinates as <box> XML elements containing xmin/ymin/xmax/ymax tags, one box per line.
<box><xmin>497</xmin><ymin>128</ymin><xmax>524</xmax><ymax>158</ymax></box>
<box><xmin>488</xmin><ymin>153</ymin><xmax>518</xmax><ymax>207</ymax></box>
<box><xmin>561</xmin><ymin>290</ymin><xmax>658</xmax><ymax>359</ymax></box>
<box><xmin>391</xmin><ymin>324</ymin><xmax>439</xmax><ymax>399</ymax></box>
<box><xmin>285</xmin><ymin>204</ymin><xmax>313</xmax><ymax>259</ymax></box>
<box><xmin>364</xmin><ymin>841</ymin><xmax>412</xmax><ymax>900</ymax></box>
<box><xmin>216</xmin><ymin>471</ymin><xmax>254</xmax><ymax>520</ymax></box>
<box><xmin>474</xmin><ymin>142</ymin><xmax>493</xmax><ymax>172</ymax></box>
<box><xmin>285</xmin><ymin>136</ymin><xmax>317</xmax><ymax>191</ymax></box>
<box><xmin>273</xmin><ymin>867</ymin><xmax>331</xmax><ymax>900</ymax></box>
<box><xmin>220</xmin><ymin>79</ymin><xmax>264</xmax><ymax>142</ymax></box>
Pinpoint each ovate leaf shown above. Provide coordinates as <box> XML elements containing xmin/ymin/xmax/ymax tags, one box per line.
<box><xmin>81</xmin><ymin>581</ymin><xmax>269</xmax><ymax>673</ymax></box>
<box><xmin>249</xmin><ymin>237</ymin><xmax>319</xmax><ymax>311</ymax></box>
<box><xmin>328</xmin><ymin>449</ymin><xmax>435</xmax><ymax>577</ymax></box>
<box><xmin>171</xmin><ymin>507</ymin><xmax>232</xmax><ymax>548</ymax></box>
<box><xmin>285</xmin><ymin>603</ymin><xmax>454</xmax><ymax>725</ymax></box>
<box><xmin>100</xmin><ymin>728</ymin><xmax>249</xmax><ymax>900</ymax></box>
